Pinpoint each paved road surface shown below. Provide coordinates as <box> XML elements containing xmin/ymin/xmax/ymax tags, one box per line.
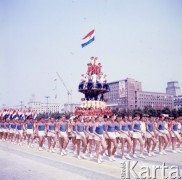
<box><xmin>0</xmin><ymin>141</ymin><xmax>182</xmax><ymax>180</ymax></box>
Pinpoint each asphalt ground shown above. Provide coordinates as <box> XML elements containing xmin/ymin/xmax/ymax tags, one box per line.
<box><xmin>0</xmin><ymin>140</ymin><xmax>182</xmax><ymax>180</ymax></box>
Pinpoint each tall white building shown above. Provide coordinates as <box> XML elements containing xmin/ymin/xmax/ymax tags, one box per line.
<box><xmin>28</xmin><ymin>101</ymin><xmax>62</xmax><ymax>113</ymax></box>
<box><xmin>166</xmin><ymin>81</ymin><xmax>181</xmax><ymax>96</ymax></box>
<box><xmin>64</xmin><ymin>103</ymin><xmax>81</xmax><ymax>113</ymax></box>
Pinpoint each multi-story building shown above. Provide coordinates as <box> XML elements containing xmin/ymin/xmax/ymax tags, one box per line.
<box><xmin>166</xmin><ymin>81</ymin><xmax>181</xmax><ymax>96</ymax></box>
<box><xmin>104</xmin><ymin>78</ymin><xmax>174</xmax><ymax>110</ymax></box>
<box><xmin>28</xmin><ymin>101</ymin><xmax>62</xmax><ymax>113</ymax></box>
<box><xmin>63</xmin><ymin>103</ymin><xmax>81</xmax><ymax>113</ymax></box>
<box><xmin>174</xmin><ymin>95</ymin><xmax>182</xmax><ymax>109</ymax></box>
<box><xmin>136</xmin><ymin>91</ymin><xmax>173</xmax><ymax>109</ymax></box>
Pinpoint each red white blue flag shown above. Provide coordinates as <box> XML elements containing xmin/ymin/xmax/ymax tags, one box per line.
<box><xmin>81</xmin><ymin>29</ymin><xmax>95</xmax><ymax>48</ymax></box>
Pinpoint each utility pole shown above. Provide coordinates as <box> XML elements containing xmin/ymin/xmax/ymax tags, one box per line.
<box><xmin>45</xmin><ymin>96</ymin><xmax>50</xmax><ymax>113</ymax></box>
<box><xmin>20</xmin><ymin>101</ymin><xmax>23</xmax><ymax>110</ymax></box>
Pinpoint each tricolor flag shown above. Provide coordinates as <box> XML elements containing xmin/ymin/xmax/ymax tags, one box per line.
<box><xmin>81</xmin><ymin>29</ymin><xmax>95</xmax><ymax>48</ymax></box>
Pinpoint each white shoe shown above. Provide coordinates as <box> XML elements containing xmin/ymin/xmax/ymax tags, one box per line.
<box><xmin>112</xmin><ymin>156</ymin><xmax>116</xmax><ymax>161</ymax></box>
<box><xmin>163</xmin><ymin>150</ymin><xmax>167</xmax><ymax>155</ymax></box>
<box><xmin>159</xmin><ymin>151</ymin><xmax>163</xmax><ymax>155</ymax></box>
<box><xmin>81</xmin><ymin>154</ymin><xmax>87</xmax><ymax>159</ymax></box>
<box><xmin>177</xmin><ymin>149</ymin><xmax>182</xmax><ymax>153</ymax></box>
<box><xmin>102</xmin><ymin>152</ymin><xmax>106</xmax><ymax>157</ymax></box>
<box><xmin>122</xmin><ymin>156</ymin><xmax>126</xmax><ymax>160</ymax></box>
<box><xmin>90</xmin><ymin>154</ymin><xmax>94</xmax><ymax>158</ymax></box>
<box><xmin>126</xmin><ymin>154</ymin><xmax>132</xmax><ymax>160</ymax></box>
<box><xmin>172</xmin><ymin>150</ymin><xmax>177</xmax><ymax>153</ymax></box>
<box><xmin>148</xmin><ymin>153</ymin><xmax>152</xmax><ymax>157</ymax></box>
<box><xmin>108</xmin><ymin>156</ymin><xmax>113</xmax><ymax>161</ymax></box>
<box><xmin>73</xmin><ymin>151</ymin><xmax>77</xmax><ymax>155</ymax></box>
<box><xmin>99</xmin><ymin>155</ymin><xmax>103</xmax><ymax>162</ymax></box>
<box><xmin>151</xmin><ymin>152</ymin><xmax>156</xmax><ymax>156</ymax></box>
<box><xmin>133</xmin><ymin>154</ymin><xmax>137</xmax><ymax>158</ymax></box>
<box><xmin>39</xmin><ymin>147</ymin><xmax>43</xmax><ymax>151</ymax></box>
<box><xmin>139</xmin><ymin>154</ymin><xmax>146</xmax><ymax>159</ymax></box>
<box><xmin>52</xmin><ymin>149</ymin><xmax>56</xmax><ymax>153</ymax></box>
<box><xmin>49</xmin><ymin>149</ymin><xmax>52</xmax><ymax>153</ymax></box>
<box><xmin>77</xmin><ymin>155</ymin><xmax>81</xmax><ymax>160</ymax></box>
<box><xmin>62</xmin><ymin>149</ymin><xmax>67</xmax><ymax>155</ymax></box>
<box><xmin>60</xmin><ymin>151</ymin><xmax>64</xmax><ymax>156</ymax></box>
<box><xmin>30</xmin><ymin>144</ymin><xmax>34</xmax><ymax>148</ymax></box>
<box><xmin>97</xmin><ymin>158</ymin><xmax>101</xmax><ymax>164</ymax></box>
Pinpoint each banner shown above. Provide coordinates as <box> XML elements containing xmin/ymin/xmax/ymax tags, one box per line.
<box><xmin>119</xmin><ymin>80</ymin><xmax>126</xmax><ymax>98</ymax></box>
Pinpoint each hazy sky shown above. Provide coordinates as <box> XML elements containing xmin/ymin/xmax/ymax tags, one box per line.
<box><xmin>0</xmin><ymin>0</ymin><xmax>182</xmax><ymax>108</ymax></box>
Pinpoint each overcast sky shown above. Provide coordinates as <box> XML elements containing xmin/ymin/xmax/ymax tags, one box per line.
<box><xmin>0</xmin><ymin>0</ymin><xmax>182</xmax><ymax>108</ymax></box>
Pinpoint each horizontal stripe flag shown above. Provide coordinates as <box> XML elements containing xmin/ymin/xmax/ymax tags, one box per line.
<box><xmin>81</xmin><ymin>29</ymin><xmax>95</xmax><ymax>48</ymax></box>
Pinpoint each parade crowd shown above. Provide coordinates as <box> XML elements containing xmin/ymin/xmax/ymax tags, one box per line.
<box><xmin>0</xmin><ymin>113</ymin><xmax>182</xmax><ymax>164</ymax></box>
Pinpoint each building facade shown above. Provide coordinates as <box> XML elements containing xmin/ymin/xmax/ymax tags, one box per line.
<box><xmin>63</xmin><ymin>103</ymin><xmax>81</xmax><ymax>113</ymax></box>
<box><xmin>104</xmin><ymin>78</ymin><xmax>174</xmax><ymax>110</ymax></box>
<box><xmin>174</xmin><ymin>95</ymin><xmax>182</xmax><ymax>109</ymax></box>
<box><xmin>166</xmin><ymin>81</ymin><xmax>181</xmax><ymax>96</ymax></box>
<box><xmin>28</xmin><ymin>101</ymin><xmax>62</xmax><ymax>113</ymax></box>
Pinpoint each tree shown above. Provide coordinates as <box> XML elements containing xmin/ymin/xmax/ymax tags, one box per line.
<box><xmin>133</xmin><ymin>108</ymin><xmax>143</xmax><ymax>117</ymax></box>
<box><xmin>177</xmin><ymin>108</ymin><xmax>182</xmax><ymax>117</ymax></box>
<box><xmin>143</xmin><ymin>106</ymin><xmax>157</xmax><ymax>116</ymax></box>
<box><xmin>171</xmin><ymin>109</ymin><xmax>178</xmax><ymax>117</ymax></box>
<box><xmin>162</xmin><ymin>107</ymin><xmax>171</xmax><ymax>116</ymax></box>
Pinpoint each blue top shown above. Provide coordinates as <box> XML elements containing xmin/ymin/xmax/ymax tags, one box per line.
<box><xmin>11</xmin><ymin>124</ymin><xmax>16</xmax><ymax>129</ymax></box>
<box><xmin>158</xmin><ymin>122</ymin><xmax>164</xmax><ymax>130</ymax></box>
<box><xmin>103</xmin><ymin>124</ymin><xmax>106</xmax><ymax>131</ymax></box>
<box><xmin>38</xmin><ymin>124</ymin><xmax>45</xmax><ymax>131</ymax></box>
<box><xmin>27</xmin><ymin>123</ymin><xmax>33</xmax><ymax>129</ymax></box>
<box><xmin>77</xmin><ymin>123</ymin><xmax>84</xmax><ymax>132</ymax></box>
<box><xmin>96</xmin><ymin>124</ymin><xmax>103</xmax><ymax>134</ymax></box>
<box><xmin>88</xmin><ymin>125</ymin><xmax>94</xmax><ymax>133</ymax></box>
<box><xmin>173</xmin><ymin>124</ymin><xmax>178</xmax><ymax>131</ymax></box>
<box><xmin>115</xmin><ymin>124</ymin><xmax>120</xmax><ymax>131</ymax></box>
<box><xmin>17</xmin><ymin>124</ymin><xmax>23</xmax><ymax>130</ymax></box>
<box><xmin>6</xmin><ymin>124</ymin><xmax>10</xmax><ymax>128</ymax></box>
<box><xmin>60</xmin><ymin>123</ymin><xmax>66</xmax><ymax>132</ymax></box>
<box><xmin>49</xmin><ymin>124</ymin><xmax>55</xmax><ymax>130</ymax></box>
<box><xmin>134</xmin><ymin>123</ymin><xmax>141</xmax><ymax>130</ymax></box>
<box><xmin>122</xmin><ymin>123</ymin><xmax>129</xmax><ymax>131</ymax></box>
<box><xmin>107</xmin><ymin>124</ymin><xmax>115</xmax><ymax>132</ymax></box>
<box><xmin>148</xmin><ymin>123</ymin><xmax>153</xmax><ymax>132</ymax></box>
<box><xmin>72</xmin><ymin>125</ymin><xmax>76</xmax><ymax>131</ymax></box>
<box><xmin>1</xmin><ymin>124</ymin><xmax>5</xmax><ymax>128</ymax></box>
<box><xmin>128</xmin><ymin>124</ymin><xmax>132</xmax><ymax>131</ymax></box>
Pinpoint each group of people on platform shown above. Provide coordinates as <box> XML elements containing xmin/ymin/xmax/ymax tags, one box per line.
<box><xmin>0</xmin><ymin>114</ymin><xmax>182</xmax><ymax>164</ymax></box>
<box><xmin>75</xmin><ymin>107</ymin><xmax>112</xmax><ymax>116</ymax></box>
<box><xmin>78</xmin><ymin>57</ymin><xmax>110</xmax><ymax>91</ymax></box>
<box><xmin>80</xmin><ymin>99</ymin><xmax>107</xmax><ymax>109</ymax></box>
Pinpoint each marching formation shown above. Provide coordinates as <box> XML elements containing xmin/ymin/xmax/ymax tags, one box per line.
<box><xmin>0</xmin><ymin>114</ymin><xmax>182</xmax><ymax>164</ymax></box>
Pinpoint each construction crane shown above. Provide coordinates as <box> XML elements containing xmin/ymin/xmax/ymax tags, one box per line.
<box><xmin>56</xmin><ymin>72</ymin><xmax>72</xmax><ymax>112</ymax></box>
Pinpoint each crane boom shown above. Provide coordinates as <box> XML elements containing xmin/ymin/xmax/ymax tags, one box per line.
<box><xmin>56</xmin><ymin>72</ymin><xmax>72</xmax><ymax>95</ymax></box>
<box><xmin>56</xmin><ymin>72</ymin><xmax>72</xmax><ymax>112</ymax></box>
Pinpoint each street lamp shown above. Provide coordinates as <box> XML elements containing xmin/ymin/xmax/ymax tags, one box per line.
<box><xmin>45</xmin><ymin>96</ymin><xmax>50</xmax><ymax>113</ymax></box>
<box><xmin>20</xmin><ymin>101</ymin><xmax>23</xmax><ymax>110</ymax></box>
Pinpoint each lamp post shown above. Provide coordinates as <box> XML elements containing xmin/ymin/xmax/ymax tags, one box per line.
<box><xmin>20</xmin><ymin>101</ymin><xmax>23</xmax><ymax>110</ymax></box>
<box><xmin>45</xmin><ymin>96</ymin><xmax>50</xmax><ymax>113</ymax></box>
